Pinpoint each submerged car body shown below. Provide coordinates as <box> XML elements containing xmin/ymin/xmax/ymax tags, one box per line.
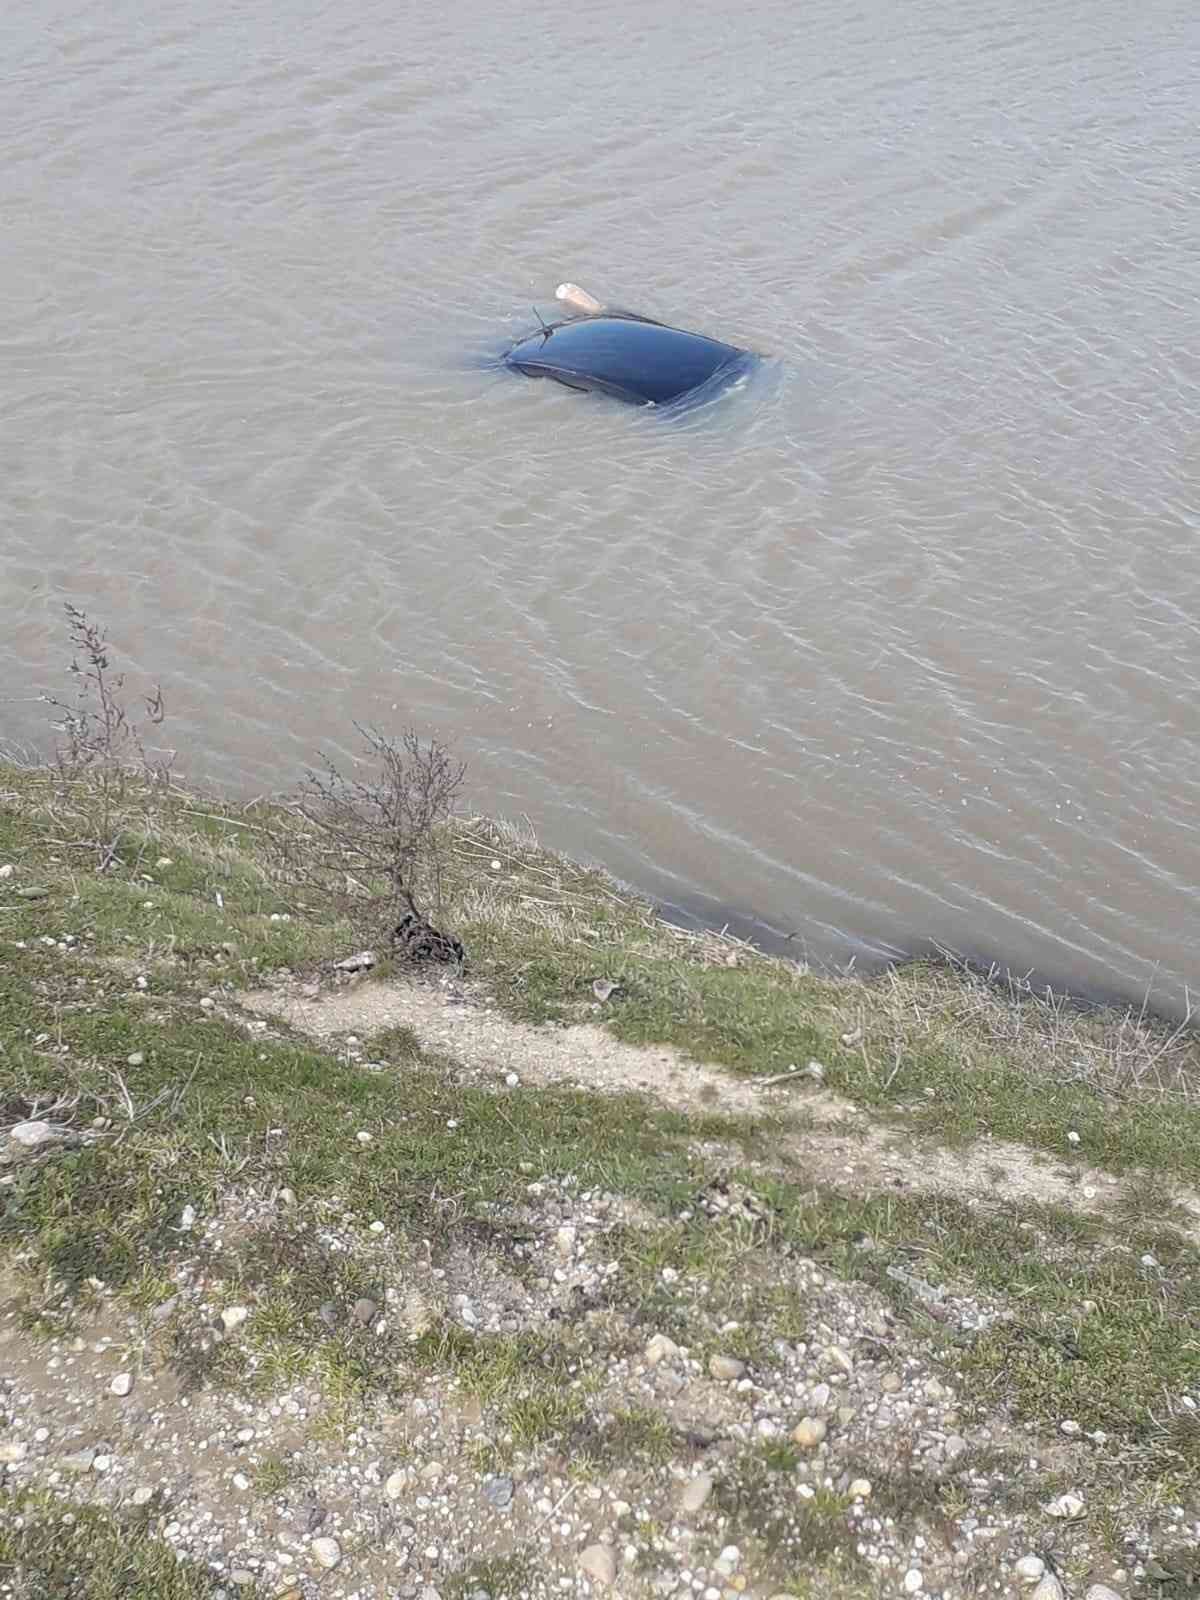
<box><xmin>504</xmin><ymin>310</ymin><xmax>754</xmax><ymax>408</ymax></box>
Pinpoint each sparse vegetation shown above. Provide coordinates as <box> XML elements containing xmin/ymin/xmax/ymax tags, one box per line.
<box><xmin>0</xmin><ymin>1487</ymin><xmax>257</xmax><ymax>1598</ymax></box>
<box><xmin>0</xmin><ymin>611</ymin><xmax>1198</xmax><ymax>1594</ymax></box>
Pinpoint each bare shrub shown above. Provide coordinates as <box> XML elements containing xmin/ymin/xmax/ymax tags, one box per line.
<box><xmin>42</xmin><ymin>604</ymin><xmax>174</xmax><ymax>869</ymax></box>
<box><xmin>283</xmin><ymin>724</ymin><xmax>466</xmax><ymax>951</ymax></box>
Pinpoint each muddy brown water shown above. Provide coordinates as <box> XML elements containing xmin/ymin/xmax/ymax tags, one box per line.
<box><xmin>3</xmin><ymin>0</ymin><xmax>1199</xmax><ymax>1013</ymax></box>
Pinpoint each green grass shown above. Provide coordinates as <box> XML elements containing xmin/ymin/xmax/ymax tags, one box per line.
<box><xmin>4</xmin><ymin>761</ymin><xmax>1200</xmax><ymax>1187</ymax></box>
<box><xmin>3</xmin><ymin>759</ymin><xmax>1200</xmax><ymax>1546</ymax></box>
<box><xmin>445</xmin><ymin>1551</ymin><xmax>536</xmax><ymax>1600</ymax></box>
<box><xmin>0</xmin><ymin>1488</ymin><xmax>260</xmax><ymax>1598</ymax></box>
<box><xmin>768</xmin><ymin>1183</ymin><xmax>1200</xmax><ymax>1475</ymax></box>
<box><xmin>712</xmin><ymin>1457</ymin><xmax>864</xmax><ymax>1590</ymax></box>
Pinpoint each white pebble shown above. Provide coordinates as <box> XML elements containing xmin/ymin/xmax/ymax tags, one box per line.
<box><xmin>1044</xmin><ymin>1491</ymin><xmax>1085</xmax><ymax>1518</ymax></box>
<box><xmin>8</xmin><ymin>1121</ymin><xmax>54</xmax><ymax>1149</ymax></box>
<box><xmin>903</xmin><ymin>1570</ymin><xmax>924</xmax><ymax>1594</ymax></box>
<box><xmin>848</xmin><ymin>1478</ymin><xmax>872</xmax><ymax>1500</ymax></box>
<box><xmin>1014</xmin><ymin>1556</ymin><xmax>1046</xmax><ymax>1585</ymax></box>
<box><xmin>356</xmin><ymin>1131</ymin><xmax>374</xmax><ymax>1144</ymax></box>
<box><xmin>220</xmin><ymin>1306</ymin><xmax>249</xmax><ymax>1333</ymax></box>
<box><xmin>110</xmin><ymin>1372</ymin><xmax>133</xmax><ymax>1397</ymax></box>
<box><xmin>311</xmin><ymin>1536</ymin><xmax>342</xmax><ymax>1569</ymax></box>
<box><xmin>1067</xmin><ymin>1130</ymin><xmax>1081</xmax><ymax>1145</ymax></box>
<box><xmin>644</xmin><ymin>1334</ymin><xmax>680</xmax><ymax>1367</ymax></box>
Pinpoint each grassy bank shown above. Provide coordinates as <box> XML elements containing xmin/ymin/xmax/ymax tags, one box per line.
<box><xmin>1</xmin><ymin>760</ymin><xmax>1198</xmax><ymax>1600</ymax></box>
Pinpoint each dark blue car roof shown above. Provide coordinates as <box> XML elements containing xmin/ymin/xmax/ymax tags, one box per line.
<box><xmin>505</xmin><ymin>314</ymin><xmax>748</xmax><ymax>406</ymax></box>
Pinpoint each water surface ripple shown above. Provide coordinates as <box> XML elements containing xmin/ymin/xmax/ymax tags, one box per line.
<box><xmin>3</xmin><ymin>0</ymin><xmax>1199</xmax><ymax>1011</ymax></box>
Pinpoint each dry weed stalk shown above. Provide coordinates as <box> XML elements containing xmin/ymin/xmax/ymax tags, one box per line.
<box><xmin>43</xmin><ymin>604</ymin><xmax>174</xmax><ymax>869</ymax></box>
<box><xmin>284</xmin><ymin>724</ymin><xmax>465</xmax><ymax>942</ymax></box>
<box><xmin>874</xmin><ymin>951</ymin><xmax>1200</xmax><ymax>1103</ymax></box>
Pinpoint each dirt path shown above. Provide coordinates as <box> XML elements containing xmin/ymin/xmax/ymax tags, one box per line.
<box><xmin>241</xmin><ymin>977</ymin><xmax>1197</xmax><ymax>1241</ymax></box>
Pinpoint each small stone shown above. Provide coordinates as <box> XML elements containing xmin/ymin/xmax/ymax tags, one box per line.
<box><xmin>385</xmin><ymin>1469</ymin><xmax>408</xmax><ymax>1500</ymax></box>
<box><xmin>199</xmin><ymin>996</ymin><xmax>214</xmax><ymax>1009</ymax></box>
<box><xmin>232</xmin><ymin>1471</ymin><xmax>250</xmax><ymax>1491</ymax></box>
<box><xmin>555</xmin><ymin>1225</ymin><xmax>577</xmax><ymax>1256</ymax></box>
<box><xmin>131</xmin><ymin>1486</ymin><xmax>155</xmax><ymax>1506</ymax></box>
<box><xmin>679</xmin><ymin>1473</ymin><xmax>714</xmax><ymax>1513</ymax></box>
<box><xmin>92</xmin><ymin>1454</ymin><xmax>112</xmax><ymax>1473</ymax></box>
<box><xmin>356</xmin><ymin>1130</ymin><xmax>374</xmax><ymax>1144</ymax></box>
<box><xmin>483</xmin><ymin>1475</ymin><xmax>514</xmax><ymax>1509</ymax></box>
<box><xmin>1032</xmin><ymin>1576</ymin><xmax>1065</xmax><ymax>1600</ymax></box>
<box><xmin>230</xmin><ymin>1573</ymin><xmax>256</xmax><ymax>1589</ymax></box>
<box><xmin>110</xmin><ymin>1372</ymin><xmax>133</xmax><ymax>1397</ymax></box>
<box><xmin>1044</xmin><ymin>1491</ymin><xmax>1085</xmax><ymax>1518</ymax></box>
<box><xmin>335</xmin><ymin>951</ymin><xmax>376</xmax><ymax>972</ymax></box>
<box><xmin>579</xmin><ymin>1544</ymin><xmax>616</xmax><ymax>1587</ymax></box>
<box><xmin>791</xmin><ymin>1417</ymin><xmax>827</xmax><ymax>1449</ymax></box>
<box><xmin>1060</xmin><ymin>1420</ymin><xmax>1081</xmax><ymax>1436</ymax></box>
<box><xmin>902</xmin><ymin>1571</ymin><xmax>923</xmax><ymax>1595</ymax></box>
<box><xmin>0</xmin><ymin>864</ymin><xmax>13</xmax><ymax>878</ymax></box>
<box><xmin>311</xmin><ymin>1536</ymin><xmax>342</xmax><ymax>1569</ymax></box>
<box><xmin>645</xmin><ymin>1334</ymin><xmax>680</xmax><ymax>1366</ymax></box>
<box><xmin>0</xmin><ymin>1442</ymin><xmax>27</xmax><ymax>1464</ymax></box>
<box><xmin>504</xmin><ymin>1072</ymin><xmax>520</xmax><ymax>1087</ymax></box>
<box><xmin>220</xmin><ymin>1305</ymin><xmax>250</xmax><ymax>1333</ymax></box>
<box><xmin>61</xmin><ymin>1448</ymin><xmax>96</xmax><ymax>1472</ymax></box>
<box><xmin>1067</xmin><ymin>1131</ymin><xmax>1081</xmax><ymax>1145</ymax></box>
<box><xmin>592</xmin><ymin>980</ymin><xmax>618</xmax><ymax>1002</ymax></box>
<box><xmin>1085</xmin><ymin>1587</ymin><xmax>1124</xmax><ymax>1600</ymax></box>
<box><xmin>1014</xmin><ymin>1556</ymin><xmax>1045</xmax><ymax>1585</ymax></box>
<box><xmin>351</xmin><ymin>1297</ymin><xmax>380</xmax><ymax>1326</ymax></box>
<box><xmin>847</xmin><ymin>1478</ymin><xmax>872</xmax><ymax>1500</ymax></box>
<box><xmin>126</xmin><ymin>1052</ymin><xmax>145</xmax><ymax>1067</ymax></box>
<box><xmin>709</xmin><ymin>1355</ymin><xmax>746</xmax><ymax>1381</ymax></box>
<box><xmin>9</xmin><ymin>1121</ymin><xmax>56</xmax><ymax>1149</ymax></box>
<box><xmin>825</xmin><ymin>1345</ymin><xmax>853</xmax><ymax>1373</ymax></box>
<box><xmin>923</xmin><ymin>1377</ymin><xmax>948</xmax><ymax>1402</ymax></box>
<box><xmin>278</xmin><ymin>1187</ymin><xmax>297</xmax><ymax>1206</ymax></box>
<box><xmin>16</xmin><ymin>885</ymin><xmax>49</xmax><ymax>899</ymax></box>
<box><xmin>880</xmin><ymin>1371</ymin><xmax>903</xmax><ymax>1393</ymax></box>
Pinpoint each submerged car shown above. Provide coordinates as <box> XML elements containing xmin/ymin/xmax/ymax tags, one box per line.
<box><xmin>504</xmin><ymin>283</ymin><xmax>756</xmax><ymax>408</ymax></box>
